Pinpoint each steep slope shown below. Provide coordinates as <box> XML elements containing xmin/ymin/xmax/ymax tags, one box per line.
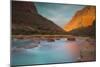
<box><xmin>69</xmin><ymin>20</ymin><xmax>96</xmax><ymax>37</ymax></box>
<box><xmin>64</xmin><ymin>6</ymin><xmax>96</xmax><ymax>32</ymax></box>
<box><xmin>12</xmin><ymin>1</ymin><xmax>65</xmax><ymax>35</ymax></box>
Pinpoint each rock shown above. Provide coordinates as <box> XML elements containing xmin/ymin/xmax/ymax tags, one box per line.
<box><xmin>67</xmin><ymin>37</ymin><xmax>76</xmax><ymax>41</ymax></box>
<box><xmin>47</xmin><ymin>38</ymin><xmax>55</xmax><ymax>42</ymax></box>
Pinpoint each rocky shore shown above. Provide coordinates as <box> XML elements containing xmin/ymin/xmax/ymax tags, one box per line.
<box><xmin>78</xmin><ymin>38</ymin><xmax>96</xmax><ymax>62</ymax></box>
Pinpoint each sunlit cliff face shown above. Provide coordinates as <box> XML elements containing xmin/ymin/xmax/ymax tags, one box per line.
<box><xmin>64</xmin><ymin>6</ymin><xmax>96</xmax><ymax>32</ymax></box>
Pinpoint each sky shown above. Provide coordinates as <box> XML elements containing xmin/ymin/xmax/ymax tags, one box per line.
<box><xmin>35</xmin><ymin>2</ymin><xmax>85</xmax><ymax>28</ymax></box>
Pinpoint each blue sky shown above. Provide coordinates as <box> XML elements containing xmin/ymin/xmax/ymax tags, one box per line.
<box><xmin>35</xmin><ymin>2</ymin><xmax>85</xmax><ymax>28</ymax></box>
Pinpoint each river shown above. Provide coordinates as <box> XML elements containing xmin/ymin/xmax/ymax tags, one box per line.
<box><xmin>11</xmin><ymin>37</ymin><xmax>95</xmax><ymax>66</ymax></box>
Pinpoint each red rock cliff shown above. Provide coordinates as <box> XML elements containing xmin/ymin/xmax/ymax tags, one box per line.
<box><xmin>64</xmin><ymin>6</ymin><xmax>96</xmax><ymax>32</ymax></box>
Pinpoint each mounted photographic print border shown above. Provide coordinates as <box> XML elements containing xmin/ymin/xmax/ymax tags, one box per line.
<box><xmin>11</xmin><ymin>0</ymin><xmax>96</xmax><ymax>66</ymax></box>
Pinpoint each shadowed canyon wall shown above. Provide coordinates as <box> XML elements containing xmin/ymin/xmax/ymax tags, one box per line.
<box><xmin>12</xmin><ymin>1</ymin><xmax>66</xmax><ymax>35</ymax></box>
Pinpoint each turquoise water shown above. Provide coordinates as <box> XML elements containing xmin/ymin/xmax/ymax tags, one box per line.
<box><xmin>11</xmin><ymin>38</ymin><xmax>79</xmax><ymax>66</ymax></box>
